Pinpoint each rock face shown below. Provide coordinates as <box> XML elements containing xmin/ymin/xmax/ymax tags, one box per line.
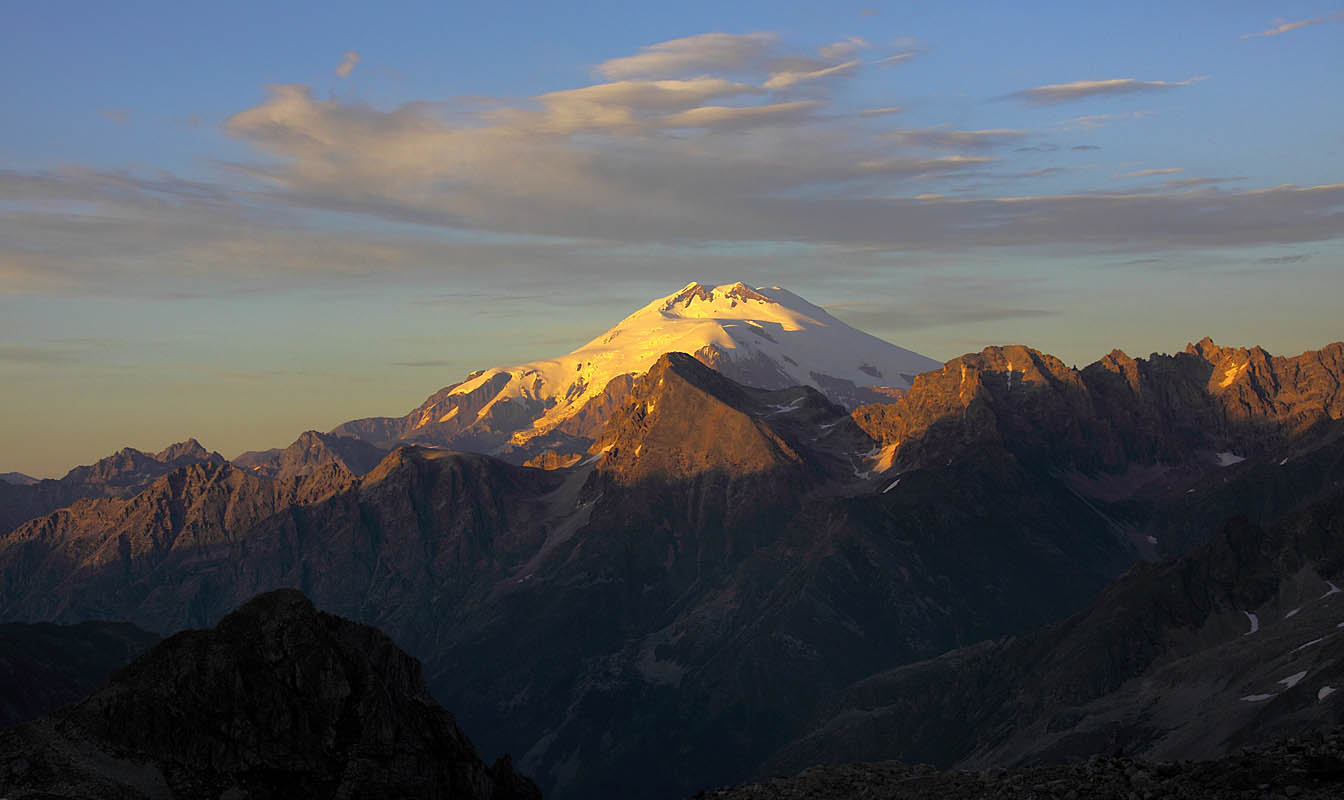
<box><xmin>853</xmin><ymin>340</ymin><xmax>1344</xmax><ymax>478</ymax></box>
<box><xmin>0</xmin><ymin>589</ymin><xmax>539</xmax><ymax>799</ymax></box>
<box><xmin>0</xmin><ymin>439</ymin><xmax>226</xmax><ymax>535</ymax></box>
<box><xmin>764</xmin><ymin>479</ymin><xmax>1344</xmax><ymax>777</ymax></box>
<box><xmin>233</xmin><ymin>429</ymin><xmax>389</xmax><ymax>480</ymax></box>
<box><xmin>0</xmin><ymin>619</ymin><xmax>160</xmax><ymax>727</ymax></box>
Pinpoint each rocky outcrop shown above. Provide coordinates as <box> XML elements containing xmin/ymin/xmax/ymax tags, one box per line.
<box><xmin>0</xmin><ymin>589</ymin><xmax>539</xmax><ymax>799</ymax></box>
<box><xmin>234</xmin><ymin>430</ymin><xmax>388</xmax><ymax>480</ymax></box>
<box><xmin>0</xmin><ymin>439</ymin><xmax>226</xmax><ymax>535</ymax></box>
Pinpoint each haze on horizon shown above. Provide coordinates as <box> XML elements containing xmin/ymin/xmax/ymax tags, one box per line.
<box><xmin>2</xmin><ymin>0</ymin><xmax>1341</xmax><ymax>477</ymax></box>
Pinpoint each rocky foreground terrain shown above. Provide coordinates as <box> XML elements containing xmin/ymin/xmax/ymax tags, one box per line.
<box><xmin>698</xmin><ymin>729</ymin><xmax>1344</xmax><ymax>799</ymax></box>
<box><xmin>0</xmin><ymin>589</ymin><xmax>539</xmax><ymax>800</ymax></box>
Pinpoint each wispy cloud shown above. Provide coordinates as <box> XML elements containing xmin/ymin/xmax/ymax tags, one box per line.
<box><xmin>887</xmin><ymin>127</ymin><xmax>1027</xmax><ymax>150</ymax></box>
<box><xmin>1242</xmin><ymin>12</ymin><xmax>1344</xmax><ymax>38</ymax></box>
<box><xmin>764</xmin><ymin>60</ymin><xmax>861</xmax><ymax>89</ymax></box>
<box><xmin>1162</xmin><ymin>176</ymin><xmax>1242</xmax><ymax>190</ymax></box>
<box><xmin>1059</xmin><ymin>111</ymin><xmax>1153</xmax><ymax>130</ymax></box>
<box><xmin>819</xmin><ymin>37</ymin><xmax>871</xmax><ymax>60</ymax></box>
<box><xmin>1119</xmin><ymin>167</ymin><xmax>1184</xmax><ymax>178</ymax></box>
<box><xmin>596</xmin><ymin>33</ymin><xmax>778</xmax><ymax>79</ymax></box>
<box><xmin>335</xmin><ymin>51</ymin><xmax>360</xmax><ymax>78</ymax></box>
<box><xmin>99</xmin><ymin>108</ymin><xmax>132</xmax><ymax>125</ymax></box>
<box><xmin>1011</xmin><ymin>76</ymin><xmax>1206</xmax><ymax>105</ymax></box>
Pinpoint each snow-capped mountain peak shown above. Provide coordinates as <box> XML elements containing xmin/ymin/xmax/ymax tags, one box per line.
<box><xmin>333</xmin><ymin>282</ymin><xmax>942</xmax><ymax>460</ymax></box>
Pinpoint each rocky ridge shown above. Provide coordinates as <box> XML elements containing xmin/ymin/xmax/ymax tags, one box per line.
<box><xmin>233</xmin><ymin>429</ymin><xmax>389</xmax><ymax>480</ymax></box>
<box><xmin>0</xmin><ymin>439</ymin><xmax>226</xmax><ymax>535</ymax></box>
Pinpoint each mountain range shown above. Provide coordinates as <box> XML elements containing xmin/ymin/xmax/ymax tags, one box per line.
<box><xmin>1</xmin><ymin>282</ymin><xmax>1343</xmax><ymax>799</ymax></box>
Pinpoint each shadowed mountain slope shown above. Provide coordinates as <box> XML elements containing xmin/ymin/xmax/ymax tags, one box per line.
<box><xmin>765</xmin><ymin>475</ymin><xmax>1344</xmax><ymax>777</ymax></box>
<box><xmin>0</xmin><ymin>619</ymin><xmax>160</xmax><ymax>727</ymax></box>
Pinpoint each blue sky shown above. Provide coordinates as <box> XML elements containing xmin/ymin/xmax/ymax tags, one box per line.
<box><xmin>3</xmin><ymin>1</ymin><xmax>1342</xmax><ymax>475</ymax></box>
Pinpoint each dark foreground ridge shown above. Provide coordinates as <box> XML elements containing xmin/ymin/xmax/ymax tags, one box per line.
<box><xmin>698</xmin><ymin>728</ymin><xmax>1344</xmax><ymax>799</ymax></box>
<box><xmin>0</xmin><ymin>588</ymin><xmax>539</xmax><ymax>800</ymax></box>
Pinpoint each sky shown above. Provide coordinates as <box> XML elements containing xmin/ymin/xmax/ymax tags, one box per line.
<box><xmin>2</xmin><ymin>1</ymin><xmax>1342</xmax><ymax>476</ymax></box>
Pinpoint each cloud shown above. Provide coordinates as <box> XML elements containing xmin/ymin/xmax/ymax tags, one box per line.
<box><xmin>1242</xmin><ymin>12</ymin><xmax>1344</xmax><ymax>38</ymax></box>
<box><xmin>1071</xmin><ymin>144</ymin><xmax>1101</xmax><ymax>151</ymax></box>
<box><xmin>99</xmin><ymin>109</ymin><xmax>132</xmax><ymax>125</ymax></box>
<box><xmin>5</xmin><ymin>30</ymin><xmax>1344</xmax><ymax>301</ymax></box>
<box><xmin>860</xmin><ymin>106</ymin><xmax>903</xmax><ymax>117</ymax></box>
<box><xmin>875</xmin><ymin>52</ymin><xmax>919</xmax><ymax>67</ymax></box>
<box><xmin>1119</xmin><ymin>167</ymin><xmax>1184</xmax><ymax>177</ymax></box>
<box><xmin>764</xmin><ymin>60</ymin><xmax>861</xmax><ymax>89</ymax></box>
<box><xmin>1059</xmin><ymin>111</ymin><xmax>1153</xmax><ymax>130</ymax></box>
<box><xmin>1011</xmin><ymin>76</ymin><xmax>1206</xmax><ymax>105</ymax></box>
<box><xmin>1161</xmin><ymin>176</ymin><xmax>1242</xmax><ymax>190</ymax></box>
<box><xmin>819</xmin><ymin>37</ymin><xmax>871</xmax><ymax>60</ymax></box>
<box><xmin>209</xmin><ymin>73</ymin><xmax>1344</xmax><ymax>255</ymax></box>
<box><xmin>336</xmin><ymin>51</ymin><xmax>360</xmax><ymax>78</ymax></box>
<box><xmin>596</xmin><ymin>33</ymin><xmax>778</xmax><ymax>78</ymax></box>
<box><xmin>659</xmin><ymin>100</ymin><xmax>820</xmax><ymax>129</ymax></box>
<box><xmin>887</xmin><ymin>128</ymin><xmax>1027</xmax><ymax>150</ymax></box>
<box><xmin>513</xmin><ymin>78</ymin><xmax>762</xmax><ymax>133</ymax></box>
<box><xmin>1257</xmin><ymin>254</ymin><xmax>1310</xmax><ymax>264</ymax></box>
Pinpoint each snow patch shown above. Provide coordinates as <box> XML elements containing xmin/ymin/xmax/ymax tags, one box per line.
<box><xmin>1280</xmin><ymin>457</ymin><xmax>1290</xmax><ymax>466</ymax></box>
<box><xmin>1219</xmin><ymin>361</ymin><xmax>1249</xmax><ymax>388</ymax></box>
<box><xmin>1322</xmin><ymin>581</ymin><xmax>1341</xmax><ymax>599</ymax></box>
<box><xmin>1294</xmin><ymin>636</ymin><xmax>1331</xmax><ymax>652</ymax></box>
<box><xmin>1146</xmin><ymin>535</ymin><xmax>1159</xmax><ymax>545</ymax></box>
<box><xmin>1285</xmin><ymin>607</ymin><xmax>1301</xmax><ymax>619</ymax></box>
<box><xmin>1241</xmin><ymin>693</ymin><xmax>1276</xmax><ymax>702</ymax></box>
<box><xmin>1280</xmin><ymin>670</ymin><xmax>1309</xmax><ymax>689</ymax></box>
<box><xmin>1215</xmin><ymin>451</ymin><xmax>1245</xmax><ymax>467</ymax></box>
<box><xmin>1320</xmin><ymin>686</ymin><xmax>1337</xmax><ymax>701</ymax></box>
<box><xmin>766</xmin><ymin>396</ymin><xmax>805</xmax><ymax>415</ymax></box>
<box><xmin>883</xmin><ymin>478</ymin><xmax>901</xmax><ymax>494</ymax></box>
<box><xmin>1244</xmin><ymin>611</ymin><xmax>1260</xmax><ymax>635</ymax></box>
